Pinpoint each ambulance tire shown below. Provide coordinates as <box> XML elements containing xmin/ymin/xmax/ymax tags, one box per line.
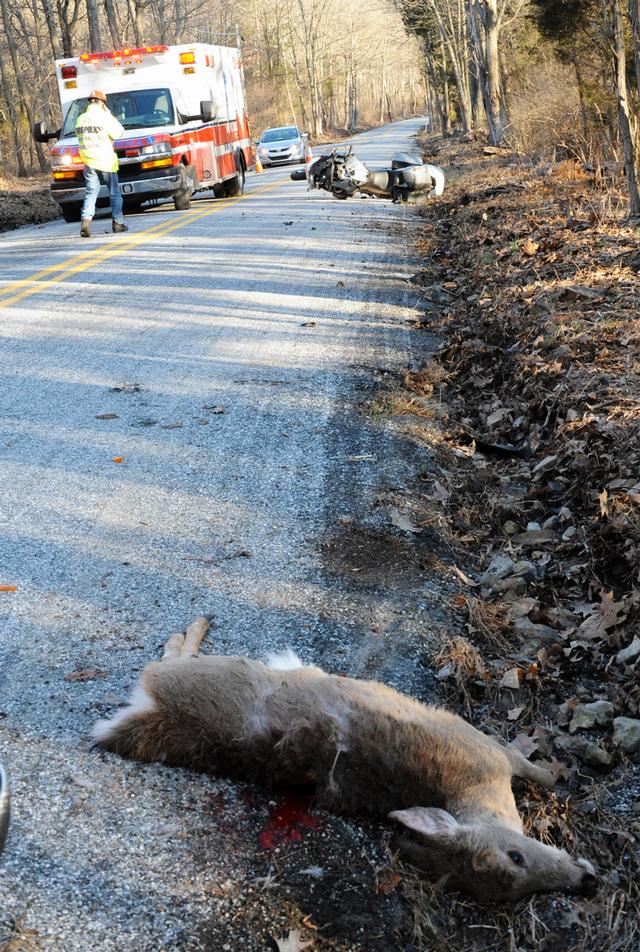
<box><xmin>123</xmin><ymin>199</ymin><xmax>143</xmax><ymax>215</ymax></box>
<box><xmin>174</xmin><ymin>165</ymin><xmax>194</xmax><ymax>211</ymax></box>
<box><xmin>225</xmin><ymin>166</ymin><xmax>245</xmax><ymax>197</ymax></box>
<box><xmin>61</xmin><ymin>203</ymin><xmax>83</xmax><ymax>223</ymax></box>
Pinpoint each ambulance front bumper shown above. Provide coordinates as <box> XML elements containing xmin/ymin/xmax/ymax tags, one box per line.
<box><xmin>52</xmin><ymin>170</ymin><xmax>182</xmax><ymax>205</ymax></box>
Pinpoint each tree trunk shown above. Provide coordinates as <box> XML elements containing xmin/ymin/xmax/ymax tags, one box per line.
<box><xmin>41</xmin><ymin>0</ymin><xmax>64</xmax><ymax>59</ymax></box>
<box><xmin>103</xmin><ymin>0</ymin><xmax>120</xmax><ymax>45</ymax></box>
<box><xmin>439</xmin><ymin>40</ymin><xmax>451</xmax><ymax>136</ymax></box>
<box><xmin>86</xmin><ymin>0</ymin><xmax>102</xmax><ymax>50</ymax></box>
<box><xmin>630</xmin><ymin>0</ymin><xmax>640</xmax><ymax>95</ymax></box>
<box><xmin>56</xmin><ymin>0</ymin><xmax>81</xmax><ymax>56</ymax></box>
<box><xmin>0</xmin><ymin>47</ymin><xmax>27</xmax><ymax>175</ymax></box>
<box><xmin>126</xmin><ymin>0</ymin><xmax>142</xmax><ymax>44</ymax></box>
<box><xmin>607</xmin><ymin>0</ymin><xmax>640</xmax><ymax>215</ymax></box>
<box><xmin>483</xmin><ymin>0</ymin><xmax>504</xmax><ymax>144</ymax></box>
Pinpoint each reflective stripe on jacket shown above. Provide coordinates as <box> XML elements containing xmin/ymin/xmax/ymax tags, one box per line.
<box><xmin>76</xmin><ymin>102</ymin><xmax>125</xmax><ymax>173</ymax></box>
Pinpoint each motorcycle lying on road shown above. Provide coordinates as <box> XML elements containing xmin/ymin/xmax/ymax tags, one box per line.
<box><xmin>290</xmin><ymin>147</ymin><xmax>444</xmax><ymax>204</ymax></box>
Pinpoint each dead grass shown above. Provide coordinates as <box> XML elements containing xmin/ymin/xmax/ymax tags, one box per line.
<box><xmin>458</xmin><ymin>596</ymin><xmax>514</xmax><ymax>654</ymax></box>
<box><xmin>370</xmin><ymin>390</ymin><xmax>442</xmax><ymax>420</ymax></box>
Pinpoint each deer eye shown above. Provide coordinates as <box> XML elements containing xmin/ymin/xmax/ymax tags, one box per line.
<box><xmin>508</xmin><ymin>850</ymin><xmax>526</xmax><ymax>867</ymax></box>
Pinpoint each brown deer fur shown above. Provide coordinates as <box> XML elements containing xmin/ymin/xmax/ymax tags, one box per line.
<box><xmin>93</xmin><ymin>618</ymin><xmax>597</xmax><ymax>902</ymax></box>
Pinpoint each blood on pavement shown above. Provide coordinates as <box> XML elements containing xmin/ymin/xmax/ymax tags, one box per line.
<box><xmin>259</xmin><ymin>793</ymin><xmax>320</xmax><ymax>850</ymax></box>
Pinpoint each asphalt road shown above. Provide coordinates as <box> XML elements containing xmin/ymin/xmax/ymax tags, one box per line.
<box><xmin>0</xmin><ymin>117</ymin><xmax>443</xmax><ymax>950</ymax></box>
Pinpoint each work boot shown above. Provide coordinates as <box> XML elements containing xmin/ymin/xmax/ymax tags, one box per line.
<box><xmin>80</xmin><ymin>219</ymin><xmax>91</xmax><ymax>238</ymax></box>
<box><xmin>112</xmin><ymin>221</ymin><xmax>129</xmax><ymax>233</ymax></box>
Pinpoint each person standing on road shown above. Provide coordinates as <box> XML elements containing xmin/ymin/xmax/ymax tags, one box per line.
<box><xmin>76</xmin><ymin>90</ymin><xmax>129</xmax><ymax>238</ymax></box>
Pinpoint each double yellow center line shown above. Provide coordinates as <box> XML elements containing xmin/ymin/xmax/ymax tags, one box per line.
<box><xmin>0</xmin><ymin>177</ymin><xmax>285</xmax><ymax>311</ymax></box>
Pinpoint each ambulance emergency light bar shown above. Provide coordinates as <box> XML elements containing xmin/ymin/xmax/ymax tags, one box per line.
<box><xmin>79</xmin><ymin>45</ymin><xmax>169</xmax><ymax>62</ymax></box>
<box><xmin>59</xmin><ymin>46</ymin><xmax>199</xmax><ymax>86</ymax></box>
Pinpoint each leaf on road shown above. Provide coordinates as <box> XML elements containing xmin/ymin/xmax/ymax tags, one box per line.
<box><xmin>70</xmin><ymin>774</ymin><xmax>97</xmax><ymax>790</ymax></box>
<box><xmin>202</xmin><ymin>405</ymin><xmax>225</xmax><ymax>414</ymax></box>
<box><xmin>274</xmin><ymin>929</ymin><xmax>312</xmax><ymax>952</ymax></box>
<box><xmin>429</xmin><ymin>480</ymin><xmax>450</xmax><ymax>502</ymax></box>
<box><xmin>598</xmin><ymin>489</ymin><xmax>610</xmax><ymax>517</ymax></box>
<box><xmin>510</xmin><ymin>731</ymin><xmax>540</xmax><ymax>760</ymax></box>
<box><xmin>112</xmin><ymin>456</ymin><xmax>124</xmax><ymax>464</ymax></box>
<box><xmin>499</xmin><ymin>667</ymin><xmax>522</xmax><ymax>689</ymax></box>
<box><xmin>389</xmin><ymin>508</ymin><xmax>423</xmax><ymax>534</ymax></box>
<box><xmin>0</xmin><ymin>584</ymin><xmax>18</xmax><ymax>592</ymax></box>
<box><xmin>95</xmin><ymin>413</ymin><xmax>119</xmax><ymax>420</ymax></box>
<box><xmin>64</xmin><ymin>667</ymin><xmax>107</xmax><ymax>682</ymax></box>
<box><xmin>576</xmin><ymin>590</ymin><xmax>627</xmax><ymax>641</ymax></box>
<box><xmin>375</xmin><ymin>870</ymin><xmax>402</xmax><ymax>894</ymax></box>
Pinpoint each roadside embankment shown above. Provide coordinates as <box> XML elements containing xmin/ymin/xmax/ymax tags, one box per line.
<box><xmin>378</xmin><ymin>134</ymin><xmax>639</xmax><ymax>950</ymax></box>
<box><xmin>0</xmin><ymin>175</ymin><xmax>60</xmax><ymax>232</ymax></box>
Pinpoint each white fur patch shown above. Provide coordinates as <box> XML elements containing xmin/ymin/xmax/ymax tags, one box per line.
<box><xmin>265</xmin><ymin>649</ymin><xmax>305</xmax><ymax>671</ymax></box>
<box><xmin>91</xmin><ymin>681</ymin><xmax>156</xmax><ymax>743</ymax></box>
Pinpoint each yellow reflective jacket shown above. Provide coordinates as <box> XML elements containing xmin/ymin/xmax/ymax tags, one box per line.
<box><xmin>76</xmin><ymin>102</ymin><xmax>125</xmax><ymax>173</ymax></box>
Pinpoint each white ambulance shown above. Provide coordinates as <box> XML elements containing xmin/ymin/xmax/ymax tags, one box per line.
<box><xmin>34</xmin><ymin>43</ymin><xmax>254</xmax><ymax>221</ymax></box>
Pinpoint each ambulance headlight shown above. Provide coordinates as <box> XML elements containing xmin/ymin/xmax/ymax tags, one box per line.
<box><xmin>142</xmin><ymin>142</ymin><xmax>171</xmax><ymax>155</ymax></box>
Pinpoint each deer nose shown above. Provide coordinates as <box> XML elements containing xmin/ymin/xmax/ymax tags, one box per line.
<box><xmin>576</xmin><ymin>859</ymin><xmax>598</xmax><ymax>895</ymax></box>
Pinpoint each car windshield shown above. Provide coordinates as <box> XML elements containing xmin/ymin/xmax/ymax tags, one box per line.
<box><xmin>61</xmin><ymin>88</ymin><xmax>175</xmax><ymax>137</ymax></box>
<box><xmin>261</xmin><ymin>127</ymin><xmax>299</xmax><ymax>143</ymax></box>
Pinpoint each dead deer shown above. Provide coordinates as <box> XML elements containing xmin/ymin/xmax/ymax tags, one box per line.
<box><xmin>92</xmin><ymin>618</ymin><xmax>597</xmax><ymax>902</ymax></box>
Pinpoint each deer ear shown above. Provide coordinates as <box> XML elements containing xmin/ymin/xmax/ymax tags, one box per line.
<box><xmin>389</xmin><ymin>807</ymin><xmax>460</xmax><ymax>843</ymax></box>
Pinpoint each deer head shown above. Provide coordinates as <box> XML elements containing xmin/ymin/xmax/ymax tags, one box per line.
<box><xmin>390</xmin><ymin>807</ymin><xmax>597</xmax><ymax>902</ymax></box>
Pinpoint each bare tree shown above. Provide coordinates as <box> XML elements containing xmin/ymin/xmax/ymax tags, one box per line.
<box><xmin>605</xmin><ymin>0</ymin><xmax>640</xmax><ymax>215</ymax></box>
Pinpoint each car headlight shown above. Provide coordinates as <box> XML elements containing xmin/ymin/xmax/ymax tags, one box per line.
<box><xmin>142</xmin><ymin>141</ymin><xmax>171</xmax><ymax>155</ymax></box>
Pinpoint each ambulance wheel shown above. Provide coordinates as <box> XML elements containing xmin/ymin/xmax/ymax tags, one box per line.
<box><xmin>174</xmin><ymin>166</ymin><xmax>193</xmax><ymax>211</ymax></box>
<box><xmin>61</xmin><ymin>203</ymin><xmax>82</xmax><ymax>223</ymax></box>
<box><xmin>123</xmin><ymin>199</ymin><xmax>143</xmax><ymax>215</ymax></box>
<box><xmin>225</xmin><ymin>167</ymin><xmax>245</xmax><ymax>197</ymax></box>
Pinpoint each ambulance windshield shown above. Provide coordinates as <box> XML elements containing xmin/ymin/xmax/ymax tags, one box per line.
<box><xmin>61</xmin><ymin>88</ymin><xmax>175</xmax><ymax>137</ymax></box>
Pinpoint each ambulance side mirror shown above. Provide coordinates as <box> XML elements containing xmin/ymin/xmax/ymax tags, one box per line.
<box><xmin>199</xmin><ymin>100</ymin><xmax>214</xmax><ymax>123</ymax></box>
<box><xmin>33</xmin><ymin>121</ymin><xmax>60</xmax><ymax>143</ymax></box>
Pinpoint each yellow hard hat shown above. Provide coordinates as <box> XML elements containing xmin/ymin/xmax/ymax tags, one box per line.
<box><xmin>89</xmin><ymin>89</ymin><xmax>107</xmax><ymax>103</ymax></box>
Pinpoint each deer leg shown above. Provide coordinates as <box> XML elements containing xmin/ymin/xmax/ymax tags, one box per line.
<box><xmin>504</xmin><ymin>745</ymin><xmax>555</xmax><ymax>789</ymax></box>
<box><xmin>162</xmin><ymin>632</ymin><xmax>185</xmax><ymax>660</ymax></box>
<box><xmin>180</xmin><ymin>616</ymin><xmax>210</xmax><ymax>658</ymax></box>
